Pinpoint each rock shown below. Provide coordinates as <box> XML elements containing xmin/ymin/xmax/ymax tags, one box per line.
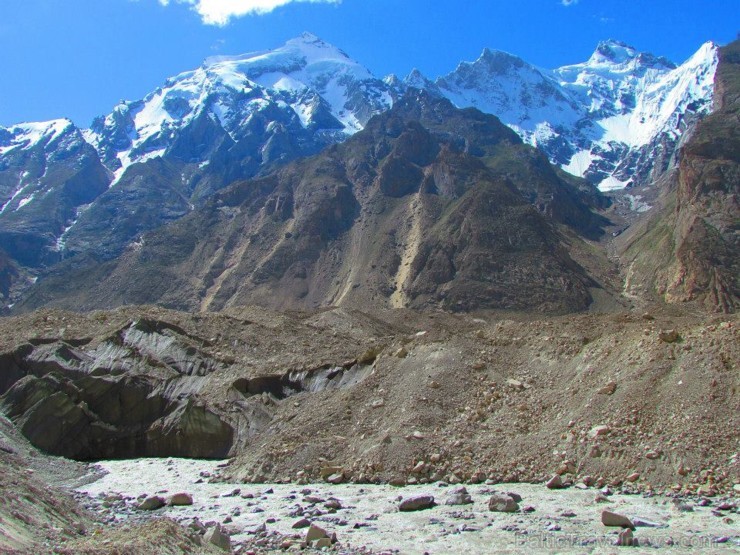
<box><xmin>394</xmin><ymin>347</ymin><xmax>408</xmax><ymax>358</ymax></box>
<box><xmin>488</xmin><ymin>493</ymin><xmax>519</xmax><ymax>513</ymax></box>
<box><xmin>399</xmin><ymin>495</ymin><xmax>436</xmax><ymax>511</ymax></box>
<box><xmin>292</xmin><ymin>518</ymin><xmax>311</xmax><ymax>529</ymax></box>
<box><xmin>507</xmin><ymin>492</ymin><xmax>523</xmax><ymax>503</ymax></box>
<box><xmin>326</xmin><ymin>473</ymin><xmax>344</xmax><ymax>484</ymax></box>
<box><xmin>315</xmin><ymin>538</ymin><xmax>333</xmax><ymax>548</ymax></box>
<box><xmin>203</xmin><ymin>524</ymin><xmax>231</xmax><ymax>551</ymax></box>
<box><xmin>642</xmin><ymin>313</ymin><xmax>655</xmax><ymax>321</ymax></box>
<box><xmin>137</xmin><ymin>495</ymin><xmax>165</xmax><ymax>510</ymax></box>
<box><xmin>306</xmin><ymin>524</ymin><xmax>330</xmax><ymax>543</ymax></box>
<box><xmin>617</xmin><ymin>528</ymin><xmax>635</xmax><ymax>546</ymax></box>
<box><xmin>445</xmin><ymin>487</ymin><xmax>473</xmax><ymax>506</ymax></box>
<box><xmin>632</xmin><ymin>517</ymin><xmax>667</xmax><ymax>528</ymax></box>
<box><xmin>546</xmin><ymin>475</ymin><xmax>564</xmax><ymax>489</ymax></box>
<box><xmin>602</xmin><ymin>510</ymin><xmax>635</xmax><ymax>530</ymax></box>
<box><xmin>325</xmin><ymin>499</ymin><xmax>343</xmax><ymax>510</ymax></box>
<box><xmin>734</xmin><ymin>484</ymin><xmax>740</xmax><ymax>494</ymax></box>
<box><xmin>659</xmin><ymin>329</ymin><xmax>680</xmax><ymax>343</ymax></box>
<box><xmin>626</xmin><ymin>472</ymin><xmax>640</xmax><ymax>483</ymax></box>
<box><xmin>506</xmin><ymin>379</ymin><xmax>524</xmax><ymax>391</ymax></box>
<box><xmin>598</xmin><ymin>381</ymin><xmax>617</xmax><ymax>395</ymax></box>
<box><xmin>168</xmin><ymin>492</ymin><xmax>193</xmax><ymax>506</ymax></box>
<box><xmin>589</xmin><ymin>425</ymin><xmax>610</xmax><ymax>438</ymax></box>
<box><xmin>595</xmin><ymin>494</ymin><xmax>611</xmax><ymax>503</ymax></box>
<box><xmin>320</xmin><ymin>466</ymin><xmax>343</xmax><ymax>479</ymax></box>
<box><xmin>674</xmin><ymin>502</ymin><xmax>694</xmax><ymax>512</ymax></box>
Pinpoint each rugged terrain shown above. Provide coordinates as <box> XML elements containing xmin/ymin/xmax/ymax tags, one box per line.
<box><xmin>0</xmin><ymin>304</ymin><xmax>738</xmax><ymax>553</ymax></box>
<box><xmin>0</xmin><ymin>37</ymin><xmax>736</xmax><ymax>555</ymax></box>
<box><xmin>619</xmin><ymin>40</ymin><xmax>739</xmax><ymax>313</ymax></box>
<box><xmin>0</xmin><ymin>36</ymin><xmax>719</xmax><ymax>310</ymax></box>
<box><xmin>16</xmin><ymin>92</ymin><xmax>613</xmax><ymax>315</ymax></box>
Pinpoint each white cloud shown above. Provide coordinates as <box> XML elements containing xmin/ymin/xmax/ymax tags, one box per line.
<box><xmin>561</xmin><ymin>0</ymin><xmax>579</xmax><ymax>5</ymax></box>
<box><xmin>159</xmin><ymin>0</ymin><xmax>342</xmax><ymax>25</ymax></box>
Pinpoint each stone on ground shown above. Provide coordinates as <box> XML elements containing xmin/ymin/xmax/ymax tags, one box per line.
<box><xmin>399</xmin><ymin>495</ymin><xmax>436</xmax><ymax>511</ymax></box>
<box><xmin>203</xmin><ymin>524</ymin><xmax>231</xmax><ymax>551</ymax></box>
<box><xmin>488</xmin><ymin>493</ymin><xmax>519</xmax><ymax>513</ymax></box>
<box><xmin>602</xmin><ymin>510</ymin><xmax>636</xmax><ymax>530</ymax></box>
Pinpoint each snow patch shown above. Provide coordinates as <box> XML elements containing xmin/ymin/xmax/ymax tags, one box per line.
<box><xmin>599</xmin><ymin>175</ymin><xmax>631</xmax><ymax>192</ymax></box>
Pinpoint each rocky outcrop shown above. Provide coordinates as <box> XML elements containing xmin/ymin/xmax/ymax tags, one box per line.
<box><xmin>0</xmin><ymin>310</ymin><xmax>380</xmax><ymax>461</ymax></box>
<box><xmin>621</xmin><ymin>40</ymin><xmax>739</xmax><ymax>312</ymax></box>
<box><xmin>0</xmin><ymin>319</ymin><xmax>234</xmax><ymax>460</ymax></box>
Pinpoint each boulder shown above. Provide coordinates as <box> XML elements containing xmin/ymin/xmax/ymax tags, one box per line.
<box><xmin>203</xmin><ymin>524</ymin><xmax>231</xmax><ymax>551</ymax></box>
<box><xmin>598</xmin><ymin>381</ymin><xmax>617</xmax><ymax>395</ymax></box>
<box><xmin>589</xmin><ymin>425</ymin><xmax>610</xmax><ymax>438</ymax></box>
<box><xmin>488</xmin><ymin>493</ymin><xmax>519</xmax><ymax>513</ymax></box>
<box><xmin>445</xmin><ymin>486</ymin><xmax>473</xmax><ymax>506</ymax></box>
<box><xmin>168</xmin><ymin>492</ymin><xmax>193</xmax><ymax>506</ymax></box>
<box><xmin>292</xmin><ymin>518</ymin><xmax>311</xmax><ymax>529</ymax></box>
<box><xmin>326</xmin><ymin>472</ymin><xmax>344</xmax><ymax>484</ymax></box>
<box><xmin>138</xmin><ymin>495</ymin><xmax>165</xmax><ymax>510</ymax></box>
<box><xmin>306</xmin><ymin>524</ymin><xmax>330</xmax><ymax>543</ymax></box>
<box><xmin>659</xmin><ymin>329</ymin><xmax>680</xmax><ymax>343</ymax></box>
<box><xmin>617</xmin><ymin>528</ymin><xmax>636</xmax><ymax>546</ymax></box>
<box><xmin>602</xmin><ymin>510</ymin><xmax>636</xmax><ymax>530</ymax></box>
<box><xmin>399</xmin><ymin>495</ymin><xmax>436</xmax><ymax>511</ymax></box>
<box><xmin>546</xmin><ymin>475</ymin><xmax>564</xmax><ymax>489</ymax></box>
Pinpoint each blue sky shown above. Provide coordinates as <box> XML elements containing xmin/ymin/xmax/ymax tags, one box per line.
<box><xmin>0</xmin><ymin>0</ymin><xmax>736</xmax><ymax>127</ymax></box>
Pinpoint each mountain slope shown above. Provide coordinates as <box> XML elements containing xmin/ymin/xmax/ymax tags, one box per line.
<box><xmin>0</xmin><ymin>34</ymin><xmax>397</xmax><ymax>308</ymax></box>
<box><xmin>18</xmin><ymin>93</ymin><xmax>610</xmax><ymax>314</ymax></box>
<box><xmin>620</xmin><ymin>40</ymin><xmax>739</xmax><ymax>313</ymax></box>
<box><xmin>0</xmin><ymin>35</ymin><xmax>720</xmax><ymax>312</ymax></box>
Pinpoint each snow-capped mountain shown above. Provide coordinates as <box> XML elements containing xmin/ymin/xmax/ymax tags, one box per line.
<box><xmin>83</xmin><ymin>32</ymin><xmax>393</xmax><ymax>180</ymax></box>
<box><xmin>423</xmin><ymin>39</ymin><xmax>719</xmax><ymax>191</ymax></box>
<box><xmin>0</xmin><ymin>34</ymin><xmax>721</xmax><ymax>308</ymax></box>
<box><xmin>0</xmin><ymin>32</ymin><xmax>397</xmax><ymax>296</ymax></box>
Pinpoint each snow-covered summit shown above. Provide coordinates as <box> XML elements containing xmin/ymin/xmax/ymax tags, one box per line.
<box><xmin>84</xmin><ymin>32</ymin><xmax>393</xmax><ymax>179</ymax></box>
<box><xmin>0</xmin><ymin>119</ymin><xmax>75</xmax><ymax>156</ymax></box>
<box><xmin>430</xmin><ymin>40</ymin><xmax>719</xmax><ymax>190</ymax></box>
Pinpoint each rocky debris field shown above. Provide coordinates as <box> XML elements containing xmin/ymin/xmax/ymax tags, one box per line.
<box><xmin>74</xmin><ymin>457</ymin><xmax>740</xmax><ymax>554</ymax></box>
<box><xmin>0</xmin><ymin>303</ymin><xmax>738</xmax><ymax>553</ymax></box>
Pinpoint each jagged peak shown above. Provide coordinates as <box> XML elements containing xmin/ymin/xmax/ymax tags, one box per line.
<box><xmin>404</xmin><ymin>68</ymin><xmax>433</xmax><ymax>85</ymax></box>
<box><xmin>588</xmin><ymin>39</ymin><xmax>674</xmax><ymax>69</ymax></box>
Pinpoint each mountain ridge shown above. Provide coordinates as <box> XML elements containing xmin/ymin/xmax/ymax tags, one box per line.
<box><xmin>0</xmin><ymin>34</ymin><xmax>724</xmax><ymax>311</ymax></box>
<box><xmin>17</xmin><ymin>91</ymin><xmax>613</xmax><ymax>314</ymax></box>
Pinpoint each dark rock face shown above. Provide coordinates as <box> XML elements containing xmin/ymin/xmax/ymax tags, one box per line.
<box><xmin>0</xmin><ymin>124</ymin><xmax>110</xmax><ymax>296</ymax></box>
<box><xmin>0</xmin><ymin>319</ymin><xmax>234</xmax><ymax>460</ymax></box>
<box><xmin>620</xmin><ymin>40</ymin><xmax>739</xmax><ymax>313</ymax></box>
<box><xmin>0</xmin><ymin>313</ymin><xmax>378</xmax><ymax>461</ymax></box>
<box><xmin>18</xmin><ymin>93</ymin><xmax>608</xmax><ymax>314</ymax></box>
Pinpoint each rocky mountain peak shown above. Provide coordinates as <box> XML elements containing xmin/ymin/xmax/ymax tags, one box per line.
<box><xmin>591</xmin><ymin>39</ymin><xmax>639</xmax><ymax>64</ymax></box>
<box><xmin>585</xmin><ymin>39</ymin><xmax>676</xmax><ymax>72</ymax></box>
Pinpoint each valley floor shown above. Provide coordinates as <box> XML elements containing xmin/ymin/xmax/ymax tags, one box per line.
<box><xmin>70</xmin><ymin>457</ymin><xmax>739</xmax><ymax>554</ymax></box>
